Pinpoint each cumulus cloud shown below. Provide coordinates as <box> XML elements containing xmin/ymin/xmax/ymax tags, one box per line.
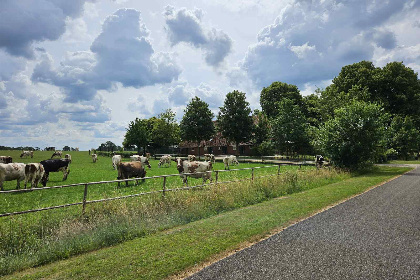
<box><xmin>0</xmin><ymin>0</ymin><xmax>93</xmax><ymax>58</ymax></box>
<box><xmin>31</xmin><ymin>8</ymin><xmax>182</xmax><ymax>103</ymax></box>
<box><xmin>164</xmin><ymin>6</ymin><xmax>232</xmax><ymax>67</ymax></box>
<box><xmin>240</xmin><ymin>0</ymin><xmax>415</xmax><ymax>88</ymax></box>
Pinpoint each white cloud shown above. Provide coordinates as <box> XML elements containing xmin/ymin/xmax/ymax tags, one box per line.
<box><xmin>164</xmin><ymin>5</ymin><xmax>233</xmax><ymax>67</ymax></box>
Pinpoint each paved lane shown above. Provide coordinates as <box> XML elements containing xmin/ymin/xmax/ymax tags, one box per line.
<box><xmin>188</xmin><ymin>168</ymin><xmax>420</xmax><ymax>279</ymax></box>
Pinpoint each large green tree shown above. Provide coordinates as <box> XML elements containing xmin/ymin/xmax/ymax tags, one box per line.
<box><xmin>217</xmin><ymin>90</ymin><xmax>253</xmax><ymax>155</ymax></box>
<box><xmin>386</xmin><ymin>116</ymin><xmax>420</xmax><ymax>160</ymax></box>
<box><xmin>150</xmin><ymin>109</ymin><xmax>180</xmax><ymax>149</ymax></box>
<box><xmin>316</xmin><ymin>100</ymin><xmax>387</xmax><ymax>169</ymax></box>
<box><xmin>260</xmin><ymin>81</ymin><xmax>303</xmax><ymax>119</ymax></box>
<box><xmin>271</xmin><ymin>98</ymin><xmax>310</xmax><ymax>156</ymax></box>
<box><xmin>180</xmin><ymin>97</ymin><xmax>214</xmax><ymax>157</ymax></box>
<box><xmin>123</xmin><ymin>118</ymin><xmax>152</xmax><ymax>154</ymax></box>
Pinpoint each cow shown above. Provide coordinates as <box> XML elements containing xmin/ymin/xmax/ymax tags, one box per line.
<box><xmin>40</xmin><ymin>159</ymin><xmax>71</xmax><ymax>187</ymax></box>
<box><xmin>204</xmin><ymin>154</ymin><xmax>215</xmax><ymax>163</ymax></box>
<box><xmin>158</xmin><ymin>155</ymin><xmax>171</xmax><ymax>168</ymax></box>
<box><xmin>188</xmin><ymin>155</ymin><xmax>196</xmax><ymax>161</ymax></box>
<box><xmin>112</xmin><ymin>154</ymin><xmax>122</xmax><ymax>170</ymax></box>
<box><xmin>0</xmin><ymin>163</ymin><xmax>26</xmax><ymax>190</ymax></box>
<box><xmin>24</xmin><ymin>163</ymin><xmax>45</xmax><ymax>189</ymax></box>
<box><xmin>174</xmin><ymin>157</ymin><xmax>212</xmax><ymax>185</ymax></box>
<box><xmin>223</xmin><ymin>155</ymin><xmax>239</xmax><ymax>170</ymax></box>
<box><xmin>20</xmin><ymin>151</ymin><xmax>34</xmax><ymax>158</ymax></box>
<box><xmin>51</xmin><ymin>151</ymin><xmax>62</xmax><ymax>158</ymax></box>
<box><xmin>130</xmin><ymin>155</ymin><xmax>151</xmax><ymax>169</ymax></box>
<box><xmin>145</xmin><ymin>153</ymin><xmax>151</xmax><ymax>159</ymax></box>
<box><xmin>117</xmin><ymin>161</ymin><xmax>147</xmax><ymax>187</ymax></box>
<box><xmin>0</xmin><ymin>156</ymin><xmax>13</xmax><ymax>164</ymax></box>
<box><xmin>64</xmin><ymin>154</ymin><xmax>72</xmax><ymax>163</ymax></box>
<box><xmin>315</xmin><ymin>155</ymin><xmax>324</xmax><ymax>168</ymax></box>
<box><xmin>92</xmin><ymin>154</ymin><xmax>98</xmax><ymax>163</ymax></box>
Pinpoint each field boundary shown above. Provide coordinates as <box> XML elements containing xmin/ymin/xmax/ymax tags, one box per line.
<box><xmin>0</xmin><ymin>164</ymin><xmax>300</xmax><ymax>217</ymax></box>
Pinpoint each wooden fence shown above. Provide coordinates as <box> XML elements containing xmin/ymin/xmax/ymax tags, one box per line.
<box><xmin>0</xmin><ymin>164</ymin><xmax>303</xmax><ymax>218</ymax></box>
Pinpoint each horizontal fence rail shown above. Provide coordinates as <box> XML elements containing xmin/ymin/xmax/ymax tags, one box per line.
<box><xmin>0</xmin><ymin>164</ymin><xmax>307</xmax><ymax>217</ymax></box>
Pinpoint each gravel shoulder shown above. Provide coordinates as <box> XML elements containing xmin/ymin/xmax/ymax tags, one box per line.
<box><xmin>188</xmin><ymin>167</ymin><xmax>420</xmax><ymax>280</ymax></box>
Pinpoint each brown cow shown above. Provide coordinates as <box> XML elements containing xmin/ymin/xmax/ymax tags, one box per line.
<box><xmin>117</xmin><ymin>161</ymin><xmax>147</xmax><ymax>187</ymax></box>
<box><xmin>25</xmin><ymin>163</ymin><xmax>45</xmax><ymax>189</ymax></box>
<box><xmin>174</xmin><ymin>157</ymin><xmax>212</xmax><ymax>185</ymax></box>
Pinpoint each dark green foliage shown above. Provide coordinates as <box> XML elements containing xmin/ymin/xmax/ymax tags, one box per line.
<box><xmin>386</xmin><ymin>116</ymin><xmax>420</xmax><ymax>160</ymax></box>
<box><xmin>123</xmin><ymin>118</ymin><xmax>152</xmax><ymax>154</ymax></box>
<box><xmin>180</xmin><ymin>97</ymin><xmax>215</xmax><ymax>147</ymax></box>
<box><xmin>252</xmin><ymin>110</ymin><xmax>270</xmax><ymax>145</ymax></box>
<box><xmin>217</xmin><ymin>90</ymin><xmax>253</xmax><ymax>154</ymax></box>
<box><xmin>260</xmin><ymin>81</ymin><xmax>303</xmax><ymax>119</ymax></box>
<box><xmin>317</xmin><ymin>100</ymin><xmax>387</xmax><ymax>169</ymax></box>
<box><xmin>271</xmin><ymin>98</ymin><xmax>310</xmax><ymax>155</ymax></box>
<box><xmin>150</xmin><ymin>109</ymin><xmax>180</xmax><ymax>149</ymax></box>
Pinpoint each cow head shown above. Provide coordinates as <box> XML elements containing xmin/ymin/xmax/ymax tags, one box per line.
<box><xmin>174</xmin><ymin>157</ymin><xmax>184</xmax><ymax>173</ymax></box>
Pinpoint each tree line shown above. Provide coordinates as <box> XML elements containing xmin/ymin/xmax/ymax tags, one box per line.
<box><xmin>124</xmin><ymin>60</ymin><xmax>420</xmax><ymax>170</ymax></box>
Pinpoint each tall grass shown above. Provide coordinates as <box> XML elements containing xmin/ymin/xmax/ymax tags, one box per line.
<box><xmin>0</xmin><ymin>168</ymin><xmax>347</xmax><ymax>276</ymax></box>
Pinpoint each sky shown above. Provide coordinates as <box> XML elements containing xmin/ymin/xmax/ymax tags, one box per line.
<box><xmin>0</xmin><ymin>0</ymin><xmax>419</xmax><ymax>150</ymax></box>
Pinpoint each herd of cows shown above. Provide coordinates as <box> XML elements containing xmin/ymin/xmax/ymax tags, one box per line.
<box><xmin>0</xmin><ymin>151</ymin><xmax>240</xmax><ymax>191</ymax></box>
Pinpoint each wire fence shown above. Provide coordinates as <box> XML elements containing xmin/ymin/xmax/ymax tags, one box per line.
<box><xmin>0</xmin><ymin>164</ymin><xmax>308</xmax><ymax>218</ymax></box>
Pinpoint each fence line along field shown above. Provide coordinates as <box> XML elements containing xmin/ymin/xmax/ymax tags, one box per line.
<box><xmin>0</xmin><ymin>151</ymin><xmax>313</xmax><ymax>215</ymax></box>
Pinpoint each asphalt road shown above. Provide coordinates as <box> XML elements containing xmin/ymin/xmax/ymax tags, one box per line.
<box><xmin>187</xmin><ymin>167</ymin><xmax>420</xmax><ymax>280</ymax></box>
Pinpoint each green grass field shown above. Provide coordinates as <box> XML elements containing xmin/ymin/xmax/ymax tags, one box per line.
<box><xmin>0</xmin><ymin>150</ymin><xmax>309</xmax><ymax>214</ymax></box>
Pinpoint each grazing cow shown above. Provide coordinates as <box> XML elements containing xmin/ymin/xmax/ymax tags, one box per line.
<box><xmin>24</xmin><ymin>163</ymin><xmax>45</xmax><ymax>189</ymax></box>
<box><xmin>130</xmin><ymin>155</ymin><xmax>151</xmax><ymax>169</ymax></box>
<box><xmin>0</xmin><ymin>156</ymin><xmax>13</xmax><ymax>164</ymax></box>
<box><xmin>117</xmin><ymin>161</ymin><xmax>147</xmax><ymax>187</ymax></box>
<box><xmin>204</xmin><ymin>154</ymin><xmax>215</xmax><ymax>163</ymax></box>
<box><xmin>188</xmin><ymin>155</ymin><xmax>196</xmax><ymax>161</ymax></box>
<box><xmin>112</xmin><ymin>154</ymin><xmax>122</xmax><ymax>170</ymax></box>
<box><xmin>20</xmin><ymin>151</ymin><xmax>34</xmax><ymax>158</ymax></box>
<box><xmin>65</xmin><ymin>154</ymin><xmax>72</xmax><ymax>163</ymax></box>
<box><xmin>174</xmin><ymin>157</ymin><xmax>212</xmax><ymax>185</ymax></box>
<box><xmin>158</xmin><ymin>155</ymin><xmax>171</xmax><ymax>168</ymax></box>
<box><xmin>51</xmin><ymin>151</ymin><xmax>62</xmax><ymax>158</ymax></box>
<box><xmin>0</xmin><ymin>163</ymin><xmax>26</xmax><ymax>190</ymax></box>
<box><xmin>223</xmin><ymin>155</ymin><xmax>239</xmax><ymax>170</ymax></box>
<box><xmin>315</xmin><ymin>155</ymin><xmax>324</xmax><ymax>168</ymax></box>
<box><xmin>40</xmin><ymin>159</ymin><xmax>71</xmax><ymax>187</ymax></box>
<box><xmin>92</xmin><ymin>154</ymin><xmax>98</xmax><ymax>163</ymax></box>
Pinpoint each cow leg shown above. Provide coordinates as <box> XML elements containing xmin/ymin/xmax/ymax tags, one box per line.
<box><xmin>63</xmin><ymin>168</ymin><xmax>69</xmax><ymax>180</ymax></box>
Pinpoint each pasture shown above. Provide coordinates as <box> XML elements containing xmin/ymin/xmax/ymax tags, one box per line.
<box><xmin>0</xmin><ymin>150</ymin><xmax>310</xmax><ymax>215</ymax></box>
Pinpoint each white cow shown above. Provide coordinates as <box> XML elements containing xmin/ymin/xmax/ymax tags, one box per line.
<box><xmin>204</xmin><ymin>154</ymin><xmax>215</xmax><ymax>163</ymax></box>
<box><xmin>20</xmin><ymin>150</ymin><xmax>33</xmax><ymax>158</ymax></box>
<box><xmin>223</xmin><ymin>155</ymin><xmax>239</xmax><ymax>170</ymax></box>
<box><xmin>24</xmin><ymin>163</ymin><xmax>45</xmax><ymax>189</ymax></box>
<box><xmin>158</xmin><ymin>155</ymin><xmax>171</xmax><ymax>168</ymax></box>
<box><xmin>92</xmin><ymin>154</ymin><xmax>98</xmax><ymax>163</ymax></box>
<box><xmin>0</xmin><ymin>163</ymin><xmax>26</xmax><ymax>190</ymax></box>
<box><xmin>130</xmin><ymin>155</ymin><xmax>151</xmax><ymax>168</ymax></box>
<box><xmin>174</xmin><ymin>157</ymin><xmax>212</xmax><ymax>185</ymax></box>
<box><xmin>51</xmin><ymin>151</ymin><xmax>62</xmax><ymax>158</ymax></box>
<box><xmin>64</xmin><ymin>154</ymin><xmax>72</xmax><ymax>163</ymax></box>
<box><xmin>188</xmin><ymin>155</ymin><xmax>196</xmax><ymax>161</ymax></box>
<box><xmin>112</xmin><ymin>155</ymin><xmax>122</xmax><ymax>170</ymax></box>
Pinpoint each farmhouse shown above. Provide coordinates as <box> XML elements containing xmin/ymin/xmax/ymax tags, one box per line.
<box><xmin>179</xmin><ymin>130</ymin><xmax>253</xmax><ymax>156</ymax></box>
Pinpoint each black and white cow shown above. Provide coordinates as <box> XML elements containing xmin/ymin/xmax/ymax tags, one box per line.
<box><xmin>40</xmin><ymin>159</ymin><xmax>71</xmax><ymax>186</ymax></box>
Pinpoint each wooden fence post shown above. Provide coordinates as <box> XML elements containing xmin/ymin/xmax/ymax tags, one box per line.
<box><xmin>251</xmin><ymin>168</ymin><xmax>254</xmax><ymax>181</ymax></box>
<box><xmin>162</xmin><ymin>176</ymin><xmax>167</xmax><ymax>198</ymax></box>
<box><xmin>277</xmin><ymin>165</ymin><xmax>281</xmax><ymax>176</ymax></box>
<box><xmin>82</xmin><ymin>184</ymin><xmax>88</xmax><ymax>215</ymax></box>
<box><xmin>215</xmin><ymin>171</ymin><xmax>219</xmax><ymax>184</ymax></box>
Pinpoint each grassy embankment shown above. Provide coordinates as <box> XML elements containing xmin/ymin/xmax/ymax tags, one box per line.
<box><xmin>0</xmin><ymin>160</ymin><xmax>411</xmax><ymax>278</ymax></box>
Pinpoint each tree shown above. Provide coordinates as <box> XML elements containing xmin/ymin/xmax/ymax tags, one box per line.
<box><xmin>260</xmin><ymin>82</ymin><xmax>303</xmax><ymax>119</ymax></box>
<box><xmin>151</xmin><ymin>109</ymin><xmax>180</xmax><ymax>149</ymax></box>
<box><xmin>316</xmin><ymin>100</ymin><xmax>387</xmax><ymax>169</ymax></box>
<box><xmin>180</xmin><ymin>97</ymin><xmax>214</xmax><ymax>158</ymax></box>
<box><xmin>217</xmin><ymin>90</ymin><xmax>253</xmax><ymax>155</ymax></box>
<box><xmin>98</xmin><ymin>141</ymin><xmax>118</xmax><ymax>152</ymax></box>
<box><xmin>252</xmin><ymin>109</ymin><xmax>270</xmax><ymax>145</ymax></box>
<box><xmin>123</xmin><ymin>118</ymin><xmax>151</xmax><ymax>154</ymax></box>
<box><xmin>386</xmin><ymin>116</ymin><xmax>420</xmax><ymax>160</ymax></box>
<box><xmin>271</xmin><ymin>98</ymin><xmax>310</xmax><ymax>156</ymax></box>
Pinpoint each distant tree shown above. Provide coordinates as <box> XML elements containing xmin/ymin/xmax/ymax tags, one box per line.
<box><xmin>386</xmin><ymin>116</ymin><xmax>420</xmax><ymax>160</ymax></box>
<box><xmin>62</xmin><ymin>146</ymin><xmax>71</xmax><ymax>151</ymax></box>
<box><xmin>302</xmin><ymin>91</ymin><xmax>324</xmax><ymax>127</ymax></box>
<box><xmin>98</xmin><ymin>141</ymin><xmax>117</xmax><ymax>152</ymax></box>
<box><xmin>271</xmin><ymin>98</ymin><xmax>310</xmax><ymax>156</ymax></box>
<box><xmin>217</xmin><ymin>90</ymin><xmax>254</xmax><ymax>155</ymax></box>
<box><xmin>151</xmin><ymin>109</ymin><xmax>180</xmax><ymax>149</ymax></box>
<box><xmin>252</xmin><ymin>109</ymin><xmax>270</xmax><ymax>145</ymax></box>
<box><xmin>123</xmin><ymin>118</ymin><xmax>152</xmax><ymax>154</ymax></box>
<box><xmin>260</xmin><ymin>82</ymin><xmax>303</xmax><ymax>119</ymax></box>
<box><xmin>316</xmin><ymin>101</ymin><xmax>386</xmax><ymax>169</ymax></box>
<box><xmin>180</xmin><ymin>97</ymin><xmax>214</xmax><ymax>158</ymax></box>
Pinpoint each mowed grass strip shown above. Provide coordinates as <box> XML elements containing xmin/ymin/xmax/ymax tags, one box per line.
<box><xmin>2</xmin><ymin>166</ymin><xmax>410</xmax><ymax>280</ymax></box>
